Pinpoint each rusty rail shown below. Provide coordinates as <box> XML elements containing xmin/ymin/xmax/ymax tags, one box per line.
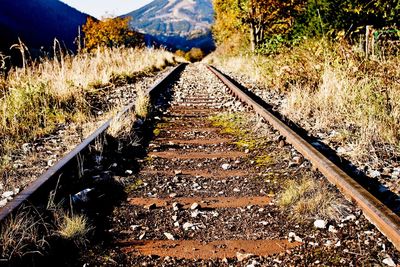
<box><xmin>207</xmin><ymin>64</ymin><xmax>400</xmax><ymax>251</ymax></box>
<box><xmin>0</xmin><ymin>63</ymin><xmax>185</xmax><ymax>222</ymax></box>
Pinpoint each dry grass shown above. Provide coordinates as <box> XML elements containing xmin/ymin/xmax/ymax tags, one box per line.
<box><xmin>108</xmin><ymin>111</ymin><xmax>136</xmax><ymax>139</ymax></box>
<box><xmin>57</xmin><ymin>213</ymin><xmax>92</xmax><ymax>246</ymax></box>
<box><xmin>134</xmin><ymin>89</ymin><xmax>150</xmax><ymax>119</ymax></box>
<box><xmin>278</xmin><ymin>176</ymin><xmax>348</xmax><ymax>222</ymax></box>
<box><xmin>0</xmin><ymin>207</ymin><xmax>49</xmax><ymax>260</ymax></box>
<box><xmin>0</xmin><ymin>46</ymin><xmax>177</xmax><ymax>173</ymax></box>
<box><xmin>207</xmin><ymin>39</ymin><xmax>400</xmax><ymax>160</ymax></box>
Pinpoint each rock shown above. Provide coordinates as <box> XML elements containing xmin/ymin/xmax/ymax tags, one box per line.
<box><xmin>172</xmin><ymin>216</ymin><xmax>178</xmax><ymax>221</ymax></box>
<box><xmin>336</xmin><ymin>147</ymin><xmax>347</xmax><ymax>154</ymax></box>
<box><xmin>0</xmin><ymin>184</ymin><xmax>3</xmax><ymax>190</ymax></box>
<box><xmin>174</xmin><ymin>170</ymin><xmax>182</xmax><ymax>175</ymax></box>
<box><xmin>278</xmin><ymin>140</ymin><xmax>285</xmax><ymax>148</ymax></box>
<box><xmin>245</xmin><ymin>149</ymin><xmax>250</xmax><ymax>154</ymax></box>
<box><xmin>370</xmin><ymin>170</ymin><xmax>381</xmax><ymax>178</ymax></box>
<box><xmin>293</xmin><ymin>156</ymin><xmax>304</xmax><ymax>165</ymax></box>
<box><xmin>139</xmin><ymin>232</ymin><xmax>146</xmax><ymax>240</ymax></box>
<box><xmin>233</xmin><ymin>188</ymin><xmax>241</xmax><ymax>192</ymax></box>
<box><xmin>191</xmin><ymin>210</ymin><xmax>200</xmax><ymax>218</ymax></box>
<box><xmin>383</xmin><ymin>257</ymin><xmax>396</xmax><ymax>267</ymax></box>
<box><xmin>0</xmin><ymin>199</ymin><xmax>7</xmax><ymax>207</ymax></box>
<box><xmin>182</xmin><ymin>222</ymin><xmax>194</xmax><ymax>231</ymax></box>
<box><xmin>125</xmin><ymin>170</ymin><xmax>133</xmax><ymax>175</ymax></box>
<box><xmin>343</xmin><ymin>214</ymin><xmax>356</xmax><ymax>222</ymax></box>
<box><xmin>328</xmin><ymin>225</ymin><xmax>338</xmax><ymax>233</ymax></box>
<box><xmin>164</xmin><ymin>232</ymin><xmax>175</xmax><ymax>240</ymax></box>
<box><xmin>221</xmin><ymin>163</ymin><xmax>231</xmax><ymax>170</ymax></box>
<box><xmin>236</xmin><ymin>252</ymin><xmax>253</xmax><ymax>262</ymax></box>
<box><xmin>47</xmin><ymin>159</ymin><xmax>54</xmax><ymax>166</ymax></box>
<box><xmin>246</xmin><ymin>260</ymin><xmax>260</xmax><ymax>267</ymax></box>
<box><xmin>172</xmin><ymin>202</ymin><xmax>181</xmax><ymax>211</ymax></box>
<box><xmin>169</xmin><ymin>193</ymin><xmax>177</xmax><ymax>198</ymax></box>
<box><xmin>174</xmin><ymin>222</ymin><xmax>180</xmax><ymax>227</ymax></box>
<box><xmin>314</xmin><ymin>219</ymin><xmax>327</xmax><ymax>229</ymax></box>
<box><xmin>2</xmin><ymin>191</ymin><xmax>14</xmax><ymax>199</ymax></box>
<box><xmin>391</xmin><ymin>170</ymin><xmax>400</xmax><ymax>178</ymax></box>
<box><xmin>190</xmin><ymin>202</ymin><xmax>200</xmax><ymax>210</ymax></box>
<box><xmin>130</xmin><ymin>225</ymin><xmax>141</xmax><ymax>231</ymax></box>
<box><xmin>288</xmin><ymin>232</ymin><xmax>302</xmax><ymax>243</ymax></box>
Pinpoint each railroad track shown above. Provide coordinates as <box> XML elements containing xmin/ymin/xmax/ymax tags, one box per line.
<box><xmin>0</xmin><ymin>63</ymin><xmax>399</xmax><ymax>266</ymax></box>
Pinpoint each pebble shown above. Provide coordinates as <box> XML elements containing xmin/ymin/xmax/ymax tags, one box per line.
<box><xmin>1</xmin><ymin>191</ymin><xmax>14</xmax><ymax>199</ymax></box>
<box><xmin>191</xmin><ymin>210</ymin><xmax>200</xmax><ymax>218</ymax></box>
<box><xmin>172</xmin><ymin>202</ymin><xmax>180</xmax><ymax>211</ymax></box>
<box><xmin>221</xmin><ymin>163</ymin><xmax>231</xmax><ymax>170</ymax></box>
<box><xmin>370</xmin><ymin>170</ymin><xmax>381</xmax><ymax>178</ymax></box>
<box><xmin>182</xmin><ymin>222</ymin><xmax>194</xmax><ymax>231</ymax></box>
<box><xmin>383</xmin><ymin>257</ymin><xmax>396</xmax><ymax>267</ymax></box>
<box><xmin>314</xmin><ymin>219</ymin><xmax>327</xmax><ymax>229</ymax></box>
<box><xmin>328</xmin><ymin>225</ymin><xmax>338</xmax><ymax>233</ymax></box>
<box><xmin>164</xmin><ymin>232</ymin><xmax>175</xmax><ymax>240</ymax></box>
<box><xmin>169</xmin><ymin>193</ymin><xmax>177</xmax><ymax>198</ymax></box>
<box><xmin>236</xmin><ymin>252</ymin><xmax>253</xmax><ymax>262</ymax></box>
<box><xmin>125</xmin><ymin>170</ymin><xmax>133</xmax><ymax>175</ymax></box>
<box><xmin>0</xmin><ymin>198</ymin><xmax>7</xmax><ymax>207</ymax></box>
<box><xmin>233</xmin><ymin>188</ymin><xmax>240</xmax><ymax>192</ymax></box>
<box><xmin>190</xmin><ymin>202</ymin><xmax>200</xmax><ymax>210</ymax></box>
<box><xmin>172</xmin><ymin>216</ymin><xmax>178</xmax><ymax>221</ymax></box>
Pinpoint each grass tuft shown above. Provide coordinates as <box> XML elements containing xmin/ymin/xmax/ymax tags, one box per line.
<box><xmin>57</xmin><ymin>213</ymin><xmax>92</xmax><ymax>245</ymax></box>
<box><xmin>278</xmin><ymin>176</ymin><xmax>348</xmax><ymax>222</ymax></box>
<box><xmin>134</xmin><ymin>89</ymin><xmax>150</xmax><ymax>119</ymax></box>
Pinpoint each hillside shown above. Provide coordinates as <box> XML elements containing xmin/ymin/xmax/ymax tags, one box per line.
<box><xmin>124</xmin><ymin>0</ymin><xmax>215</xmax><ymax>52</ymax></box>
<box><xmin>0</xmin><ymin>0</ymin><xmax>89</xmax><ymax>54</ymax></box>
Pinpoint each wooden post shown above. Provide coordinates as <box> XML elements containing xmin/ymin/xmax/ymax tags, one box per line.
<box><xmin>365</xmin><ymin>25</ymin><xmax>373</xmax><ymax>59</ymax></box>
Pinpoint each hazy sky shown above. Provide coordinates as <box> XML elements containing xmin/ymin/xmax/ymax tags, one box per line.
<box><xmin>60</xmin><ymin>0</ymin><xmax>153</xmax><ymax>18</ymax></box>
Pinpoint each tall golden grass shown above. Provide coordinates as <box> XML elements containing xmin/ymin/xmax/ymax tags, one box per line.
<box><xmin>207</xmin><ymin>39</ymin><xmax>400</xmax><ymax>160</ymax></box>
<box><xmin>0</xmin><ymin>47</ymin><xmax>177</xmax><ymax>163</ymax></box>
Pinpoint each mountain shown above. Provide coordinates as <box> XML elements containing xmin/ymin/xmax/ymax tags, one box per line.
<box><xmin>0</xmin><ymin>0</ymin><xmax>89</xmax><ymax>55</ymax></box>
<box><xmin>123</xmin><ymin>0</ymin><xmax>215</xmax><ymax>52</ymax></box>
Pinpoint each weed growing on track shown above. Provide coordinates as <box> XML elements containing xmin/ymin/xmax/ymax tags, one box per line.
<box><xmin>57</xmin><ymin>213</ymin><xmax>92</xmax><ymax>246</ymax></box>
<box><xmin>0</xmin><ymin>206</ymin><xmax>49</xmax><ymax>260</ymax></box>
<box><xmin>0</xmin><ymin>47</ymin><xmax>177</xmax><ymax>176</ymax></box>
<box><xmin>135</xmin><ymin>89</ymin><xmax>151</xmax><ymax>119</ymax></box>
<box><xmin>278</xmin><ymin>176</ymin><xmax>348</xmax><ymax>222</ymax></box>
<box><xmin>207</xmin><ymin>39</ymin><xmax>400</xmax><ymax>161</ymax></box>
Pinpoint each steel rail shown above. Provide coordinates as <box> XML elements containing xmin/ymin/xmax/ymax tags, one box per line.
<box><xmin>207</xmin><ymin>65</ymin><xmax>400</xmax><ymax>251</ymax></box>
<box><xmin>0</xmin><ymin>63</ymin><xmax>185</xmax><ymax>222</ymax></box>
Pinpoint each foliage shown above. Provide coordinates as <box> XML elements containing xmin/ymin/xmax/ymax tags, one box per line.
<box><xmin>184</xmin><ymin>48</ymin><xmax>205</xmax><ymax>62</ymax></box>
<box><xmin>82</xmin><ymin>17</ymin><xmax>143</xmax><ymax>51</ymax></box>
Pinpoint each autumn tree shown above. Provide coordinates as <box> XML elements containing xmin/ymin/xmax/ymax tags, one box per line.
<box><xmin>185</xmin><ymin>48</ymin><xmax>205</xmax><ymax>62</ymax></box>
<box><xmin>82</xmin><ymin>17</ymin><xmax>143</xmax><ymax>51</ymax></box>
<box><xmin>238</xmin><ymin>0</ymin><xmax>305</xmax><ymax>51</ymax></box>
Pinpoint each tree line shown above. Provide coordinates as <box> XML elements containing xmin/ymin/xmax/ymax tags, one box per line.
<box><xmin>212</xmin><ymin>0</ymin><xmax>400</xmax><ymax>52</ymax></box>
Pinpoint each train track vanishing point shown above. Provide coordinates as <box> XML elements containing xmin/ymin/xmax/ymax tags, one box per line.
<box><xmin>0</xmin><ymin>63</ymin><xmax>399</xmax><ymax>266</ymax></box>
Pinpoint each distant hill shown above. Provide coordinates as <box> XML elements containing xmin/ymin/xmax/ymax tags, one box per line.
<box><xmin>0</xmin><ymin>0</ymin><xmax>89</xmax><ymax>55</ymax></box>
<box><xmin>123</xmin><ymin>0</ymin><xmax>215</xmax><ymax>52</ymax></box>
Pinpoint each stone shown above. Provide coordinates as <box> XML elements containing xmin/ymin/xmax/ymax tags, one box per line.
<box><xmin>236</xmin><ymin>252</ymin><xmax>253</xmax><ymax>262</ymax></box>
<box><xmin>169</xmin><ymin>193</ymin><xmax>177</xmax><ymax>198</ymax></box>
<box><xmin>1</xmin><ymin>191</ymin><xmax>14</xmax><ymax>199</ymax></box>
<box><xmin>293</xmin><ymin>156</ymin><xmax>304</xmax><ymax>165</ymax></box>
<box><xmin>221</xmin><ymin>163</ymin><xmax>231</xmax><ymax>170</ymax></box>
<box><xmin>172</xmin><ymin>202</ymin><xmax>180</xmax><ymax>211</ymax></box>
<box><xmin>164</xmin><ymin>232</ymin><xmax>175</xmax><ymax>240</ymax></box>
<box><xmin>182</xmin><ymin>222</ymin><xmax>194</xmax><ymax>231</ymax></box>
<box><xmin>191</xmin><ymin>210</ymin><xmax>200</xmax><ymax>218</ymax></box>
<box><xmin>383</xmin><ymin>257</ymin><xmax>396</xmax><ymax>267</ymax></box>
<box><xmin>314</xmin><ymin>219</ymin><xmax>327</xmax><ymax>229</ymax></box>
<box><xmin>172</xmin><ymin>216</ymin><xmax>178</xmax><ymax>221</ymax></box>
<box><xmin>174</xmin><ymin>170</ymin><xmax>182</xmax><ymax>175</ymax></box>
<box><xmin>343</xmin><ymin>214</ymin><xmax>356</xmax><ymax>222</ymax></box>
<box><xmin>328</xmin><ymin>225</ymin><xmax>338</xmax><ymax>233</ymax></box>
<box><xmin>125</xmin><ymin>170</ymin><xmax>133</xmax><ymax>175</ymax></box>
<box><xmin>0</xmin><ymin>199</ymin><xmax>7</xmax><ymax>207</ymax></box>
<box><xmin>370</xmin><ymin>170</ymin><xmax>381</xmax><ymax>178</ymax></box>
<box><xmin>233</xmin><ymin>188</ymin><xmax>241</xmax><ymax>192</ymax></box>
<box><xmin>190</xmin><ymin>202</ymin><xmax>200</xmax><ymax>210</ymax></box>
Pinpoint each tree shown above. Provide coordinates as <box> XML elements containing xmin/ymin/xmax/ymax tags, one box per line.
<box><xmin>82</xmin><ymin>17</ymin><xmax>143</xmax><ymax>51</ymax></box>
<box><xmin>238</xmin><ymin>0</ymin><xmax>305</xmax><ymax>51</ymax></box>
<box><xmin>185</xmin><ymin>48</ymin><xmax>205</xmax><ymax>62</ymax></box>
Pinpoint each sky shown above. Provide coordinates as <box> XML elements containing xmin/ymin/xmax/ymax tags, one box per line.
<box><xmin>60</xmin><ymin>0</ymin><xmax>153</xmax><ymax>18</ymax></box>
